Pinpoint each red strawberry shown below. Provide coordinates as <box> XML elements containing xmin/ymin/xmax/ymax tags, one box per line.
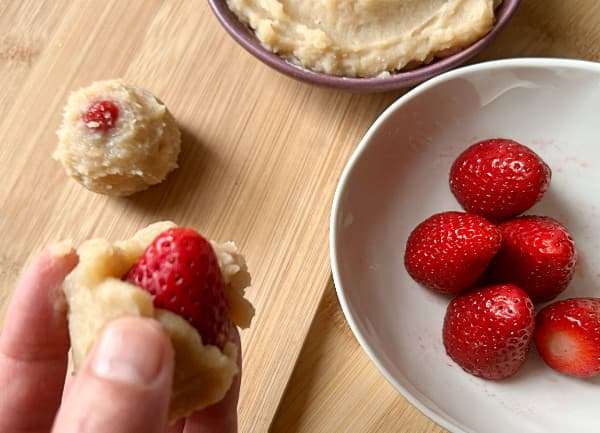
<box><xmin>443</xmin><ymin>284</ymin><xmax>535</xmax><ymax>380</ymax></box>
<box><xmin>535</xmin><ymin>298</ymin><xmax>600</xmax><ymax>378</ymax></box>
<box><xmin>83</xmin><ymin>100</ymin><xmax>120</xmax><ymax>132</ymax></box>
<box><xmin>124</xmin><ymin>227</ymin><xmax>230</xmax><ymax>349</ymax></box>
<box><xmin>404</xmin><ymin>211</ymin><xmax>501</xmax><ymax>294</ymax></box>
<box><xmin>489</xmin><ymin>216</ymin><xmax>577</xmax><ymax>303</ymax></box>
<box><xmin>449</xmin><ymin>138</ymin><xmax>551</xmax><ymax>222</ymax></box>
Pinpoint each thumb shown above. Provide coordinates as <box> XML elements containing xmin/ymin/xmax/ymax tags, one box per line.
<box><xmin>52</xmin><ymin>317</ymin><xmax>174</xmax><ymax>433</ymax></box>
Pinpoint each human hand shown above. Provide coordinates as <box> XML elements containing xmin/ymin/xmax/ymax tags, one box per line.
<box><xmin>0</xmin><ymin>247</ymin><xmax>240</xmax><ymax>433</ymax></box>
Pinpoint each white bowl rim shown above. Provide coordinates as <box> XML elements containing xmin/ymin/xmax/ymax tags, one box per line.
<box><xmin>329</xmin><ymin>57</ymin><xmax>600</xmax><ymax>433</ymax></box>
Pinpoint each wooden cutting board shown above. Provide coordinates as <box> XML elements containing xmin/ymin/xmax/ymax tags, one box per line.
<box><xmin>2</xmin><ymin>2</ymin><xmax>600</xmax><ymax>433</ymax></box>
<box><xmin>271</xmin><ymin>2</ymin><xmax>600</xmax><ymax>432</ymax></box>
<box><xmin>0</xmin><ymin>1</ymin><xmax>399</xmax><ymax>432</ymax></box>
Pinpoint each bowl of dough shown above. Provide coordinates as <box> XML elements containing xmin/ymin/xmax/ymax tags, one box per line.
<box><xmin>208</xmin><ymin>0</ymin><xmax>520</xmax><ymax>92</ymax></box>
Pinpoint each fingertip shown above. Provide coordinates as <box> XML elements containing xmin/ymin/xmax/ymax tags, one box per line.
<box><xmin>18</xmin><ymin>244</ymin><xmax>79</xmax><ymax>299</ymax></box>
<box><xmin>53</xmin><ymin>318</ymin><xmax>174</xmax><ymax>433</ymax></box>
<box><xmin>47</xmin><ymin>239</ymin><xmax>74</xmax><ymax>258</ymax></box>
<box><xmin>89</xmin><ymin>317</ymin><xmax>174</xmax><ymax>387</ymax></box>
<box><xmin>106</xmin><ymin>317</ymin><xmax>174</xmax><ymax>361</ymax></box>
<box><xmin>43</xmin><ymin>241</ymin><xmax>79</xmax><ymax>275</ymax></box>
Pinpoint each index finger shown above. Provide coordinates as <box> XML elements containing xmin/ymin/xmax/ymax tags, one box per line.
<box><xmin>0</xmin><ymin>245</ymin><xmax>78</xmax><ymax>433</ymax></box>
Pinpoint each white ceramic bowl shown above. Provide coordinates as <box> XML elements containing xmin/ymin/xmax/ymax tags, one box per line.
<box><xmin>330</xmin><ymin>58</ymin><xmax>600</xmax><ymax>433</ymax></box>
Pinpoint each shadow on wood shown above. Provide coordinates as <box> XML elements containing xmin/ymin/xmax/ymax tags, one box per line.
<box><xmin>123</xmin><ymin>124</ymin><xmax>225</xmax><ymax>216</ymax></box>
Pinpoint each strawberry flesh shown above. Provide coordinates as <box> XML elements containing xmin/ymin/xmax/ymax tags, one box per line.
<box><xmin>449</xmin><ymin>138</ymin><xmax>551</xmax><ymax>222</ymax></box>
<box><xmin>443</xmin><ymin>284</ymin><xmax>535</xmax><ymax>380</ymax></box>
<box><xmin>83</xmin><ymin>100</ymin><xmax>120</xmax><ymax>132</ymax></box>
<box><xmin>124</xmin><ymin>227</ymin><xmax>230</xmax><ymax>349</ymax></box>
<box><xmin>535</xmin><ymin>298</ymin><xmax>600</xmax><ymax>378</ymax></box>
<box><xmin>490</xmin><ymin>216</ymin><xmax>577</xmax><ymax>303</ymax></box>
<box><xmin>404</xmin><ymin>211</ymin><xmax>502</xmax><ymax>294</ymax></box>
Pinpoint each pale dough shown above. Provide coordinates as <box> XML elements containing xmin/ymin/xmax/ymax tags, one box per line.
<box><xmin>227</xmin><ymin>0</ymin><xmax>499</xmax><ymax>77</ymax></box>
<box><xmin>63</xmin><ymin>221</ymin><xmax>255</xmax><ymax>421</ymax></box>
<box><xmin>54</xmin><ymin>80</ymin><xmax>181</xmax><ymax>196</ymax></box>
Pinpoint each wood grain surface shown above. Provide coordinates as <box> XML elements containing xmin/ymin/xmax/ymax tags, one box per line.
<box><xmin>0</xmin><ymin>2</ymin><xmax>599</xmax><ymax>433</ymax></box>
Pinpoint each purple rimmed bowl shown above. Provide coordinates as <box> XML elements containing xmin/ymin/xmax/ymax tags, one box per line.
<box><xmin>208</xmin><ymin>0</ymin><xmax>521</xmax><ymax>92</ymax></box>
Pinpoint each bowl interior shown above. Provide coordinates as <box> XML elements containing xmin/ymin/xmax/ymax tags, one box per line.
<box><xmin>332</xmin><ymin>59</ymin><xmax>600</xmax><ymax>433</ymax></box>
<box><xmin>209</xmin><ymin>0</ymin><xmax>521</xmax><ymax>91</ymax></box>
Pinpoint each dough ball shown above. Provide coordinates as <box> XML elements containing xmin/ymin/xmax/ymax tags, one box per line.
<box><xmin>63</xmin><ymin>221</ymin><xmax>255</xmax><ymax>421</ymax></box>
<box><xmin>54</xmin><ymin>80</ymin><xmax>181</xmax><ymax>196</ymax></box>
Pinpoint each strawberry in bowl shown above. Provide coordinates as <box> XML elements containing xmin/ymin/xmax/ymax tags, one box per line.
<box><xmin>443</xmin><ymin>284</ymin><xmax>535</xmax><ymax>380</ymax></box>
<box><xmin>404</xmin><ymin>211</ymin><xmax>501</xmax><ymax>294</ymax></box>
<box><xmin>449</xmin><ymin>138</ymin><xmax>551</xmax><ymax>222</ymax></box>
<box><xmin>535</xmin><ymin>298</ymin><xmax>600</xmax><ymax>378</ymax></box>
<box><xmin>490</xmin><ymin>216</ymin><xmax>577</xmax><ymax>303</ymax></box>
